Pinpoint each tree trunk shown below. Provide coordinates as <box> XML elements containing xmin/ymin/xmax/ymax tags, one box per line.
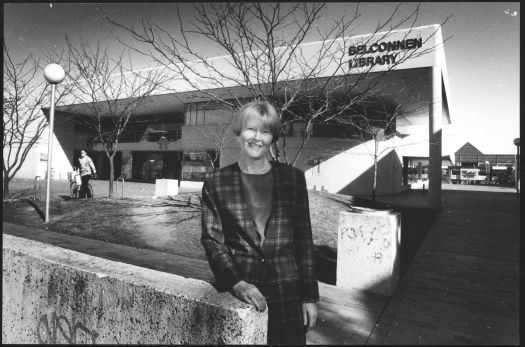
<box><xmin>291</xmin><ymin>135</ymin><xmax>307</xmax><ymax>167</ymax></box>
<box><xmin>372</xmin><ymin>138</ymin><xmax>378</xmax><ymax>202</ymax></box>
<box><xmin>108</xmin><ymin>154</ymin><xmax>115</xmax><ymax>198</ymax></box>
<box><xmin>3</xmin><ymin>176</ymin><xmax>10</xmax><ymax>199</ymax></box>
<box><xmin>372</xmin><ymin>154</ymin><xmax>378</xmax><ymax>202</ymax></box>
<box><xmin>291</xmin><ymin>120</ymin><xmax>312</xmax><ymax>167</ymax></box>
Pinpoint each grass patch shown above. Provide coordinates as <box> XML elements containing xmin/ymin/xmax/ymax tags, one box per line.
<box><xmin>3</xmin><ymin>186</ymin><xmax>437</xmax><ymax>284</ymax></box>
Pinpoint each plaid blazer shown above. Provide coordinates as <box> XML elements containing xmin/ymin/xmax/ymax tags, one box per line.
<box><xmin>201</xmin><ymin>161</ymin><xmax>319</xmax><ymax>305</ymax></box>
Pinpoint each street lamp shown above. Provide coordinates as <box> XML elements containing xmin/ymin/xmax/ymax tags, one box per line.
<box><xmin>43</xmin><ymin>63</ymin><xmax>65</xmax><ymax>223</ymax></box>
<box><xmin>514</xmin><ymin>138</ymin><xmax>520</xmax><ymax>195</ymax></box>
<box><xmin>485</xmin><ymin>161</ymin><xmax>490</xmax><ymax>184</ymax></box>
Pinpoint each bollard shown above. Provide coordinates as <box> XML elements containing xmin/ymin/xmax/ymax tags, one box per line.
<box><xmin>116</xmin><ymin>176</ymin><xmax>125</xmax><ymax>198</ymax></box>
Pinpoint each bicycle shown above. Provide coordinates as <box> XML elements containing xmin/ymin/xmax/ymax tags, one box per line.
<box><xmin>70</xmin><ymin>171</ymin><xmax>94</xmax><ymax>199</ymax></box>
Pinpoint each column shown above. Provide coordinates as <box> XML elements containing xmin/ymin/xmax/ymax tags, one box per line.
<box><xmin>428</xmin><ymin>66</ymin><xmax>442</xmax><ymax>209</ymax></box>
<box><xmin>402</xmin><ymin>157</ymin><xmax>409</xmax><ymax>186</ymax></box>
<box><xmin>121</xmin><ymin>151</ymin><xmax>133</xmax><ymax>179</ymax></box>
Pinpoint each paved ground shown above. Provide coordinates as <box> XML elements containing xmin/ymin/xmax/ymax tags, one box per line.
<box><xmin>3</xmin><ymin>184</ymin><xmax>520</xmax><ymax>345</ymax></box>
<box><xmin>366</xmin><ymin>187</ymin><xmax>520</xmax><ymax>345</ymax></box>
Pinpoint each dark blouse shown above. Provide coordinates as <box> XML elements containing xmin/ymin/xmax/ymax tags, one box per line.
<box><xmin>240</xmin><ymin>169</ymin><xmax>273</xmax><ymax>244</ymax></box>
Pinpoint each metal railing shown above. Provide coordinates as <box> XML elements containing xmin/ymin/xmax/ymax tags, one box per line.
<box><xmin>119</xmin><ymin>127</ymin><xmax>182</xmax><ymax>143</ymax></box>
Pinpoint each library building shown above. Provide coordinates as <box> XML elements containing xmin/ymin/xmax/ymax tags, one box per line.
<box><xmin>47</xmin><ymin>24</ymin><xmax>453</xmax><ymax>208</ymax></box>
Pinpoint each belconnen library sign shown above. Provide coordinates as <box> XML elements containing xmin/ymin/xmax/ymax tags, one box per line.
<box><xmin>348</xmin><ymin>37</ymin><xmax>423</xmax><ymax>69</ymax></box>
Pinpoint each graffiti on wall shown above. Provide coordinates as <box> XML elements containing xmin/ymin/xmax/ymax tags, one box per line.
<box><xmin>37</xmin><ymin>311</ymin><xmax>98</xmax><ymax>344</ymax></box>
<box><xmin>339</xmin><ymin>218</ymin><xmax>393</xmax><ymax>263</ymax></box>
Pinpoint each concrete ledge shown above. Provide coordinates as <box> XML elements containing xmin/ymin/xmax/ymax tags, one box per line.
<box><xmin>2</xmin><ymin>234</ymin><xmax>267</xmax><ymax>344</ymax></box>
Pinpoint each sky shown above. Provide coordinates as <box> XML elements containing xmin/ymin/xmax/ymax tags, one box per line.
<box><xmin>3</xmin><ymin>2</ymin><xmax>521</xmax><ymax>154</ymax></box>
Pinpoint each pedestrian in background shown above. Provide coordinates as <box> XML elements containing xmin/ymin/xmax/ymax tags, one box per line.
<box><xmin>77</xmin><ymin>149</ymin><xmax>97</xmax><ymax>198</ymax></box>
<box><xmin>201</xmin><ymin>101</ymin><xmax>319</xmax><ymax>345</ymax></box>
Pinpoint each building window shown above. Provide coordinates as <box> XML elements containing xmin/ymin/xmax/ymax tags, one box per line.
<box><xmin>181</xmin><ymin>149</ymin><xmax>216</xmax><ymax>181</ymax></box>
<box><xmin>119</xmin><ymin>123</ymin><xmax>182</xmax><ymax>143</ymax></box>
<box><xmin>185</xmin><ymin>101</ymin><xmax>235</xmax><ymax>126</ymax></box>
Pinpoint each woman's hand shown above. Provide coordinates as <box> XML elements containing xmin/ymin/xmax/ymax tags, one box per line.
<box><xmin>232</xmin><ymin>281</ymin><xmax>267</xmax><ymax>312</ymax></box>
<box><xmin>302</xmin><ymin>302</ymin><xmax>318</xmax><ymax>332</ymax></box>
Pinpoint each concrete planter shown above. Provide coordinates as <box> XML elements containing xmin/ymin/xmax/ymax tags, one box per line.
<box><xmin>336</xmin><ymin>208</ymin><xmax>401</xmax><ymax>296</ymax></box>
<box><xmin>154</xmin><ymin>179</ymin><xmax>178</xmax><ymax>197</ymax></box>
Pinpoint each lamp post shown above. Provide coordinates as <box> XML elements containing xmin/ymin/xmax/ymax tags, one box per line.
<box><xmin>485</xmin><ymin>161</ymin><xmax>490</xmax><ymax>184</ymax></box>
<box><xmin>43</xmin><ymin>63</ymin><xmax>65</xmax><ymax>223</ymax></box>
<box><xmin>514</xmin><ymin>138</ymin><xmax>520</xmax><ymax>195</ymax></box>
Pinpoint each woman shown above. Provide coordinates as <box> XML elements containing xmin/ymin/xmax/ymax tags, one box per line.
<box><xmin>201</xmin><ymin>101</ymin><xmax>319</xmax><ymax>345</ymax></box>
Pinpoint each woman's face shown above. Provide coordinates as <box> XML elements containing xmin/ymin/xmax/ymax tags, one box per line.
<box><xmin>238</xmin><ymin>116</ymin><xmax>273</xmax><ymax>160</ymax></box>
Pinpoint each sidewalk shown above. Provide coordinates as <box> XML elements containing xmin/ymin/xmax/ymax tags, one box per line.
<box><xmin>3</xmin><ymin>186</ymin><xmax>520</xmax><ymax>344</ymax></box>
<box><xmin>366</xmin><ymin>187</ymin><xmax>520</xmax><ymax>345</ymax></box>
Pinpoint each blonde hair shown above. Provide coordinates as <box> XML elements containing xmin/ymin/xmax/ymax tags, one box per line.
<box><xmin>232</xmin><ymin>101</ymin><xmax>281</xmax><ymax>143</ymax></box>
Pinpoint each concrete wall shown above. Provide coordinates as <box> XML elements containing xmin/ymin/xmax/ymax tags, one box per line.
<box><xmin>336</xmin><ymin>149</ymin><xmax>404</xmax><ymax>196</ymax></box>
<box><xmin>302</xmin><ymin>137</ymin><xmax>405</xmax><ymax>196</ymax></box>
<box><xmin>3</xmin><ymin>143</ymin><xmax>40</xmax><ymax>179</ymax></box>
<box><xmin>2</xmin><ymin>234</ymin><xmax>267</xmax><ymax>344</ymax></box>
<box><xmin>52</xmin><ymin>114</ymin><xmax>86</xmax><ymax>178</ymax></box>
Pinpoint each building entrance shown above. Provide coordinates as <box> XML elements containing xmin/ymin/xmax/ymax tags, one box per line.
<box><xmin>132</xmin><ymin>151</ymin><xmax>183</xmax><ymax>182</ymax></box>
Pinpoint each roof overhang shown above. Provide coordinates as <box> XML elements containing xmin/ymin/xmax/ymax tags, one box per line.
<box><xmin>52</xmin><ymin>24</ymin><xmax>451</xmax><ymax>125</ymax></box>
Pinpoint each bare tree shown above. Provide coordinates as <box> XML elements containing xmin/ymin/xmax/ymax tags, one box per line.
<box><xmin>103</xmin><ymin>3</ymin><xmax>448</xmax><ymax>167</ymax></box>
<box><xmin>3</xmin><ymin>41</ymin><xmax>72</xmax><ymax>198</ymax></box>
<box><xmin>52</xmin><ymin>37</ymin><xmax>169</xmax><ymax>198</ymax></box>
<box><xmin>194</xmin><ymin>122</ymin><xmax>235</xmax><ymax>170</ymax></box>
<box><xmin>331</xmin><ymin>89</ymin><xmax>431</xmax><ymax>201</ymax></box>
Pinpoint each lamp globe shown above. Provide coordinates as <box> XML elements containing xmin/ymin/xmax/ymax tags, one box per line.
<box><xmin>44</xmin><ymin>63</ymin><xmax>65</xmax><ymax>84</ymax></box>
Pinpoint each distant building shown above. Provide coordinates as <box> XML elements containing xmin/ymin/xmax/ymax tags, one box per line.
<box><xmin>455</xmin><ymin>142</ymin><xmax>515</xmax><ymax>168</ymax></box>
<box><xmin>448</xmin><ymin>142</ymin><xmax>517</xmax><ymax>185</ymax></box>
